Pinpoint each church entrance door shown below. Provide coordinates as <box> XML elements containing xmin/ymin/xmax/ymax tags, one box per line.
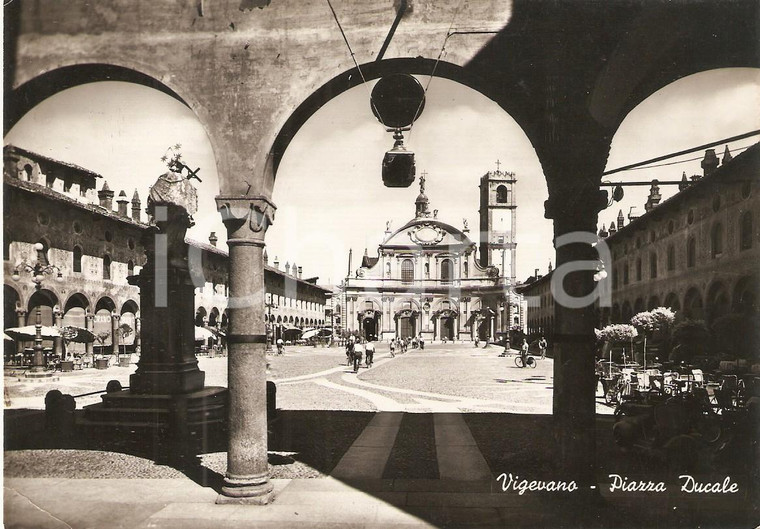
<box><xmin>440</xmin><ymin>317</ymin><xmax>455</xmax><ymax>341</ymax></box>
<box><xmin>363</xmin><ymin>318</ymin><xmax>378</xmax><ymax>341</ymax></box>
<box><xmin>398</xmin><ymin>317</ymin><xmax>415</xmax><ymax>339</ymax></box>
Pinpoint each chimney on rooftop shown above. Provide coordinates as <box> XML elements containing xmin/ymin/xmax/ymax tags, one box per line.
<box><xmin>131</xmin><ymin>190</ymin><xmax>141</xmax><ymax>221</ymax></box>
<box><xmin>617</xmin><ymin>209</ymin><xmax>624</xmax><ymax>231</ymax></box>
<box><xmin>298</xmin><ymin>266</ymin><xmax>303</xmax><ymax>279</ymax></box>
<box><xmin>116</xmin><ymin>190</ymin><xmax>129</xmax><ymax>217</ymax></box>
<box><xmin>273</xmin><ymin>256</ymin><xmax>279</xmax><ymax>270</ymax></box>
<box><xmin>98</xmin><ymin>181</ymin><xmax>114</xmax><ymax>210</ymax></box>
<box><xmin>644</xmin><ymin>180</ymin><xmax>662</xmax><ymax>212</ymax></box>
<box><xmin>209</xmin><ymin>232</ymin><xmax>218</xmax><ymax>247</ymax></box>
<box><xmin>701</xmin><ymin>149</ymin><xmax>719</xmax><ymax>177</ymax></box>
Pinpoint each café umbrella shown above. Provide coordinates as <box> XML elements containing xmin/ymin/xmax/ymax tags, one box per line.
<box><xmin>195</xmin><ymin>326</ymin><xmax>216</xmax><ymax>342</ymax></box>
<box><xmin>5</xmin><ymin>325</ymin><xmax>61</xmax><ymax>340</ymax></box>
<box><xmin>60</xmin><ymin>326</ymin><xmax>96</xmax><ymax>344</ymax></box>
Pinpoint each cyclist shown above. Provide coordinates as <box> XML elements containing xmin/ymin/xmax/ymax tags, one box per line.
<box><xmin>353</xmin><ymin>341</ymin><xmax>364</xmax><ymax>373</ymax></box>
<box><xmin>346</xmin><ymin>335</ymin><xmax>355</xmax><ymax>366</ymax></box>
<box><xmin>520</xmin><ymin>339</ymin><xmax>529</xmax><ymax>366</ymax></box>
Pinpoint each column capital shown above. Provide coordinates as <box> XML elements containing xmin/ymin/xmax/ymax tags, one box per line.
<box><xmin>216</xmin><ymin>195</ymin><xmax>276</xmax><ymax>246</ymax></box>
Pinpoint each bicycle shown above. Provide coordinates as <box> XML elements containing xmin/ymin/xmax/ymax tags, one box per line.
<box><xmin>514</xmin><ymin>355</ymin><xmax>536</xmax><ymax>368</ymax></box>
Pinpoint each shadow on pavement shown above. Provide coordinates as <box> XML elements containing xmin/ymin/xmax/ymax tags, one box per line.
<box><xmin>4</xmin><ymin>407</ymin><xmax>758</xmax><ymax>528</ymax></box>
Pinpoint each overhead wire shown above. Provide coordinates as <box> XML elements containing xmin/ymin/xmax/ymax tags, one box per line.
<box><xmin>407</xmin><ymin>0</ymin><xmax>465</xmax><ymax>143</ymax></box>
<box><xmin>617</xmin><ymin>143</ymin><xmax>753</xmax><ymax>172</ymax></box>
<box><xmin>326</xmin><ymin>0</ymin><xmax>387</xmax><ymax>128</ymax></box>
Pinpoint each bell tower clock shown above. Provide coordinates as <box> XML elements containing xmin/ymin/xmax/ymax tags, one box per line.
<box><xmin>478</xmin><ymin>162</ymin><xmax>517</xmax><ymax>284</ymax></box>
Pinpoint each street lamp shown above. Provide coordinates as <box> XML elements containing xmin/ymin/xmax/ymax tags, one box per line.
<box><xmin>12</xmin><ymin>243</ymin><xmax>63</xmax><ymax>373</ymax></box>
<box><xmin>265</xmin><ymin>299</ymin><xmax>278</xmax><ymax>353</ymax></box>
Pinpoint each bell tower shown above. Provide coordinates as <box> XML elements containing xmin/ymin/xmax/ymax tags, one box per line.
<box><xmin>478</xmin><ymin>161</ymin><xmax>517</xmax><ymax>284</ymax></box>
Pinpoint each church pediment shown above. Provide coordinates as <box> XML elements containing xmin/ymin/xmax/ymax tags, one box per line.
<box><xmin>382</xmin><ymin>219</ymin><xmax>473</xmax><ymax>250</ymax></box>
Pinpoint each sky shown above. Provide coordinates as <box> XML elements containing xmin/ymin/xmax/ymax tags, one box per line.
<box><xmin>5</xmin><ymin>68</ymin><xmax>759</xmax><ymax>286</ymax></box>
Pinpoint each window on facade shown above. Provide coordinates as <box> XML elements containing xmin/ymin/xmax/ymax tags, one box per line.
<box><xmin>463</xmin><ymin>261</ymin><xmax>468</xmax><ymax>278</ymax></box>
<box><xmin>128</xmin><ymin>260</ymin><xmax>134</xmax><ymax>275</ymax></box>
<box><xmin>441</xmin><ymin>259</ymin><xmax>453</xmax><ymax>284</ymax></box>
<box><xmin>649</xmin><ymin>253</ymin><xmax>657</xmax><ymax>279</ymax></box>
<box><xmin>442</xmin><ymin>301</ymin><xmax>450</xmax><ymax>310</ymax></box>
<box><xmin>103</xmin><ymin>255</ymin><xmax>111</xmax><ymax>280</ymax></box>
<box><xmin>636</xmin><ymin>258</ymin><xmax>642</xmax><ymax>281</ymax></box>
<box><xmin>623</xmin><ymin>263</ymin><xmax>629</xmax><ymax>285</ymax></box>
<box><xmin>46</xmin><ymin>173</ymin><xmax>55</xmax><ymax>188</ymax></box>
<box><xmin>740</xmin><ymin>211</ymin><xmax>753</xmax><ymax>251</ymax></box>
<box><xmin>667</xmin><ymin>244</ymin><xmax>675</xmax><ymax>271</ymax></box>
<box><xmin>23</xmin><ymin>164</ymin><xmax>33</xmax><ymax>181</ymax></box>
<box><xmin>3</xmin><ymin>235</ymin><xmax>10</xmax><ymax>261</ymax></box>
<box><xmin>612</xmin><ymin>269</ymin><xmax>618</xmax><ymax>289</ymax></box>
<box><xmin>496</xmin><ymin>185</ymin><xmax>508</xmax><ymax>203</ymax></box>
<box><xmin>63</xmin><ymin>180</ymin><xmax>72</xmax><ymax>193</ymax></box>
<box><xmin>687</xmin><ymin>237</ymin><xmax>696</xmax><ymax>268</ymax></box>
<box><xmin>424</xmin><ymin>262</ymin><xmax>430</xmax><ymax>278</ymax></box>
<box><xmin>73</xmin><ymin>246</ymin><xmax>83</xmax><ymax>273</ymax></box>
<box><xmin>365</xmin><ymin>301</ymin><xmax>373</xmax><ymax>310</ymax></box>
<box><xmin>401</xmin><ymin>259</ymin><xmax>414</xmax><ymax>284</ymax></box>
<box><xmin>712</xmin><ymin>195</ymin><xmax>721</xmax><ymax>212</ymax></box>
<box><xmin>711</xmin><ymin>222</ymin><xmax>723</xmax><ymax>257</ymax></box>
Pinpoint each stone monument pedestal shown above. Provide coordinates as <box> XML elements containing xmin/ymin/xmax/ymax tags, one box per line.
<box><xmin>81</xmin><ymin>173</ymin><xmax>228</xmax><ymax>457</ymax></box>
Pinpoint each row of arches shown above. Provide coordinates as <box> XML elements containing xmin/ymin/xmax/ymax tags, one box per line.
<box><xmin>265</xmin><ymin>314</ymin><xmax>325</xmax><ymax>327</ymax></box>
<box><xmin>608</xmin><ymin>275</ymin><xmax>756</xmax><ymax>324</ymax></box>
<box><xmin>4</xmin><ymin>283</ymin><xmax>139</xmax><ymax>355</ymax></box>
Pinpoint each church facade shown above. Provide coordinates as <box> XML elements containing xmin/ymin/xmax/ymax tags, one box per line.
<box><xmin>341</xmin><ymin>170</ymin><xmax>525</xmax><ymax>343</ymax></box>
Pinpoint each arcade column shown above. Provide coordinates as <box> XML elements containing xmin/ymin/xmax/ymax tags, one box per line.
<box><xmin>85</xmin><ymin>311</ymin><xmax>94</xmax><ymax>357</ymax></box>
<box><xmin>53</xmin><ymin>306</ymin><xmax>63</xmax><ymax>358</ymax></box>
<box><xmin>216</xmin><ymin>195</ymin><xmax>276</xmax><ymax>504</ymax></box>
<box><xmin>111</xmin><ymin>311</ymin><xmax>120</xmax><ymax>356</ymax></box>
<box><xmin>15</xmin><ymin>309</ymin><xmax>26</xmax><ymax>354</ymax></box>
<box><xmin>545</xmin><ymin>180</ymin><xmax>608</xmax><ymax>490</ymax></box>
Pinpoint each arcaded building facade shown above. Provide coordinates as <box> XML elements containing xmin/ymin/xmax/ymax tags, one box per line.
<box><xmin>4</xmin><ymin>145</ymin><xmax>329</xmax><ymax>357</ymax></box>
<box><xmin>599</xmin><ymin>145</ymin><xmax>759</xmax><ymax>325</ymax></box>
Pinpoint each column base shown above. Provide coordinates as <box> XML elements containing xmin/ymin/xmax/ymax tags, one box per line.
<box><xmin>217</xmin><ymin>479</ymin><xmax>275</xmax><ymax>505</ymax></box>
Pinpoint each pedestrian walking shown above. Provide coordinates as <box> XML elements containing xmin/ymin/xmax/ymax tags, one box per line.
<box><xmin>276</xmin><ymin>337</ymin><xmax>284</xmax><ymax>355</ymax></box>
<box><xmin>538</xmin><ymin>336</ymin><xmax>548</xmax><ymax>359</ymax></box>
<box><xmin>365</xmin><ymin>340</ymin><xmax>375</xmax><ymax>367</ymax></box>
<box><xmin>418</xmin><ymin>334</ymin><xmax>425</xmax><ymax>350</ymax></box>
<box><xmin>389</xmin><ymin>338</ymin><xmax>396</xmax><ymax>358</ymax></box>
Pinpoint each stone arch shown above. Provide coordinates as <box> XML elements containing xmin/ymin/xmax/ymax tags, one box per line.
<box><xmin>732</xmin><ymin>275</ymin><xmax>758</xmax><ymax>314</ymax></box>
<box><xmin>634</xmin><ymin>297</ymin><xmax>645</xmax><ymax>314</ymax></box>
<box><xmin>622</xmin><ymin>301</ymin><xmax>633</xmax><ymax>323</ymax></box>
<box><xmin>119</xmin><ymin>299</ymin><xmax>139</xmax><ymax>345</ymax></box>
<box><xmin>4</xmin><ymin>284</ymin><xmax>21</xmax><ymax>332</ymax></box>
<box><xmin>7</xmin><ymin>63</ymin><xmax>192</xmax><ymax>136</ymax></box>
<box><xmin>269</xmin><ymin>58</ymin><xmax>510</xmax><ymax>183</ymax></box>
<box><xmin>683</xmin><ymin>287</ymin><xmax>704</xmax><ymax>321</ymax></box>
<box><xmin>664</xmin><ymin>292</ymin><xmax>681</xmax><ymax>313</ymax></box>
<box><xmin>209</xmin><ymin>307</ymin><xmax>220</xmax><ymax>327</ymax></box>
<box><xmin>195</xmin><ymin>306</ymin><xmax>208</xmax><ymax>327</ymax></box>
<box><xmin>647</xmin><ymin>296</ymin><xmax>661</xmax><ymax>310</ymax></box>
<box><xmin>63</xmin><ymin>293</ymin><xmax>90</xmax><ymax>329</ymax></box>
<box><xmin>392</xmin><ymin>298</ymin><xmax>421</xmax><ymax>313</ymax></box>
<box><xmin>706</xmin><ymin>281</ymin><xmax>730</xmax><ymax>324</ymax></box>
